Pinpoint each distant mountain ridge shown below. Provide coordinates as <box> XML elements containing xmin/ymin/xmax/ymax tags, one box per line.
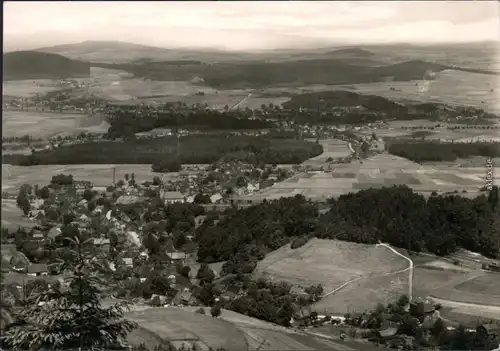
<box><xmin>33</xmin><ymin>40</ymin><xmax>228</xmax><ymax>64</ymax></box>
<box><xmin>3</xmin><ymin>51</ymin><xmax>91</xmax><ymax>81</ymax></box>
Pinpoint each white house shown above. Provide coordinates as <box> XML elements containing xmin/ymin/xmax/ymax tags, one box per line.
<box><xmin>162</xmin><ymin>191</ymin><xmax>185</xmax><ymax>204</ymax></box>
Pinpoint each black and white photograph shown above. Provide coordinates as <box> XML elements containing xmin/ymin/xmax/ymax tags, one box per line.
<box><xmin>2</xmin><ymin>1</ymin><xmax>500</xmax><ymax>350</ymax></box>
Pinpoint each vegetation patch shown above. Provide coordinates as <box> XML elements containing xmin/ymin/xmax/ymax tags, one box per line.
<box><xmin>388</xmin><ymin>140</ymin><xmax>500</xmax><ymax>162</ymax></box>
<box><xmin>3</xmin><ymin>135</ymin><xmax>323</xmax><ymax>166</ymax></box>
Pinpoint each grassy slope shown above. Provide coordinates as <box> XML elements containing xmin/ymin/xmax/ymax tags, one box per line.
<box><xmin>254</xmin><ymin>238</ymin><xmax>409</xmax><ymax>292</ymax></box>
<box><xmin>128</xmin><ymin>307</ymin><xmax>366</xmax><ymax>351</ymax></box>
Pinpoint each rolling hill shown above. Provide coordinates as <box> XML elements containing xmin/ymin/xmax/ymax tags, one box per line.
<box><xmin>3</xmin><ymin>51</ymin><xmax>91</xmax><ymax>81</ymax></box>
<box><xmin>33</xmin><ymin>40</ymin><xmax>252</xmax><ymax>63</ymax></box>
<box><xmin>113</xmin><ymin>58</ymin><xmax>452</xmax><ymax>89</ymax></box>
<box><xmin>34</xmin><ymin>40</ymin><xmax>175</xmax><ymax>63</ymax></box>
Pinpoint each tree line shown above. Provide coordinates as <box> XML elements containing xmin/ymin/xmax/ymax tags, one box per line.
<box><xmin>388</xmin><ymin>140</ymin><xmax>500</xmax><ymax>162</ymax></box>
<box><xmin>3</xmin><ymin>135</ymin><xmax>323</xmax><ymax>167</ymax></box>
<box><xmin>195</xmin><ymin>186</ymin><xmax>500</xmax><ymax>274</ymax></box>
<box><xmin>106</xmin><ymin>107</ymin><xmax>271</xmax><ymax>139</ymax></box>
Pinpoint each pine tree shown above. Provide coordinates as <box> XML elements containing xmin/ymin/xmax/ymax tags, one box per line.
<box><xmin>16</xmin><ymin>184</ymin><xmax>32</xmax><ymax>215</ymax></box>
<box><xmin>2</xmin><ymin>235</ymin><xmax>137</xmax><ymax>350</ymax></box>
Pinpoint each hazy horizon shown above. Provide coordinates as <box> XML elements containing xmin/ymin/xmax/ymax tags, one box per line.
<box><xmin>3</xmin><ymin>1</ymin><xmax>500</xmax><ymax>52</ymax></box>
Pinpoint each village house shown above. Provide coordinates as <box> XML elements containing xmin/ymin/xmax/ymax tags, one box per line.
<box><xmin>116</xmin><ymin>195</ymin><xmax>145</xmax><ymax>205</ymax></box>
<box><xmin>29</xmin><ymin>209</ymin><xmax>45</xmax><ymax>221</ymax></box>
<box><xmin>210</xmin><ymin>193</ymin><xmax>223</xmax><ymax>204</ymax></box>
<box><xmin>247</xmin><ymin>183</ymin><xmax>260</xmax><ymax>193</ymax></box>
<box><xmin>167</xmin><ymin>252</ymin><xmax>187</xmax><ymax>264</ymax></box>
<box><xmin>32</xmin><ymin>230</ymin><xmax>45</xmax><ymax>241</ymax></box>
<box><xmin>93</xmin><ymin>238</ymin><xmax>111</xmax><ymax>253</ymax></box>
<box><xmin>47</xmin><ymin>226</ymin><xmax>62</xmax><ymax>241</ymax></box>
<box><xmin>31</xmin><ymin>199</ymin><xmax>45</xmax><ymax>210</ymax></box>
<box><xmin>290</xmin><ymin>286</ymin><xmax>310</xmax><ymax>301</ymax></box>
<box><xmin>410</xmin><ymin>297</ymin><xmax>435</xmax><ymax>318</ymax></box>
<box><xmin>150</xmin><ymin>294</ymin><xmax>168</xmax><ymax>307</ymax></box>
<box><xmin>220</xmin><ymin>291</ymin><xmax>236</xmax><ymax>302</ymax></box>
<box><xmin>172</xmin><ymin>288</ymin><xmax>196</xmax><ymax>306</ymax></box>
<box><xmin>375</xmin><ymin>327</ymin><xmax>399</xmax><ymax>342</ymax></box>
<box><xmin>27</xmin><ymin>264</ymin><xmax>48</xmax><ymax>277</ymax></box>
<box><xmin>74</xmin><ymin>180</ymin><xmax>93</xmax><ymax>189</ymax></box>
<box><xmin>162</xmin><ymin>191</ymin><xmax>185</xmax><ymax>204</ymax></box>
<box><xmin>122</xmin><ymin>258</ymin><xmax>134</xmax><ymax>267</ymax></box>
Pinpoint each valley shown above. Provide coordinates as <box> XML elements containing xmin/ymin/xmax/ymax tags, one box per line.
<box><xmin>2</xmin><ymin>6</ymin><xmax>500</xmax><ymax>350</ymax></box>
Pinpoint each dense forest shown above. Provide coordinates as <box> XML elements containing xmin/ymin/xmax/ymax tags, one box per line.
<box><xmin>105</xmin><ymin>107</ymin><xmax>271</xmax><ymax>138</ymax></box>
<box><xmin>388</xmin><ymin>141</ymin><xmax>500</xmax><ymax>162</ymax></box>
<box><xmin>282</xmin><ymin>91</ymin><xmax>403</xmax><ymax>112</ymax></box>
<box><xmin>3</xmin><ymin>51</ymin><xmax>90</xmax><ymax>80</ymax></box>
<box><xmin>3</xmin><ymin>135</ymin><xmax>323</xmax><ymax>167</ymax></box>
<box><xmin>195</xmin><ymin>186</ymin><xmax>500</xmax><ymax>275</ymax></box>
<box><xmin>92</xmin><ymin>59</ymin><xmax>451</xmax><ymax>90</ymax></box>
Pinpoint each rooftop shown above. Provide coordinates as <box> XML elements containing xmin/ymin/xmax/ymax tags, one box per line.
<box><xmin>163</xmin><ymin>191</ymin><xmax>184</xmax><ymax>199</ymax></box>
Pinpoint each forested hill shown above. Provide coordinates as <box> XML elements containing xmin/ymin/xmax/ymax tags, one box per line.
<box><xmin>282</xmin><ymin>90</ymin><xmax>403</xmax><ymax>111</ymax></box>
<box><xmin>3</xmin><ymin>51</ymin><xmax>91</xmax><ymax>81</ymax></box>
<box><xmin>89</xmin><ymin>58</ymin><xmax>453</xmax><ymax>90</ymax></box>
<box><xmin>194</xmin><ymin>186</ymin><xmax>500</xmax><ymax>276</ymax></box>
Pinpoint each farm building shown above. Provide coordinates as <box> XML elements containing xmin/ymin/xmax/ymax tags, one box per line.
<box><xmin>162</xmin><ymin>191</ymin><xmax>185</xmax><ymax>204</ymax></box>
<box><xmin>410</xmin><ymin>297</ymin><xmax>435</xmax><ymax>317</ymax></box>
<box><xmin>172</xmin><ymin>289</ymin><xmax>196</xmax><ymax>306</ymax></box>
<box><xmin>375</xmin><ymin>327</ymin><xmax>399</xmax><ymax>341</ymax></box>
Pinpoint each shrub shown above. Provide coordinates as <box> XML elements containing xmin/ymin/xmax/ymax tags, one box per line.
<box><xmin>291</xmin><ymin>236</ymin><xmax>310</xmax><ymax>249</ymax></box>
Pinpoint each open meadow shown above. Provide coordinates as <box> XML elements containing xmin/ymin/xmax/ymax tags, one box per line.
<box><xmin>261</xmin><ymin>69</ymin><xmax>500</xmax><ymax>113</ymax></box>
<box><xmin>125</xmin><ymin>307</ymin><xmax>361</xmax><ymax>351</ymax></box>
<box><xmin>2</xmin><ymin>110</ymin><xmax>109</xmax><ymax>139</ymax></box>
<box><xmin>249</xmin><ymin>153</ymin><xmax>493</xmax><ymax>202</ymax></box>
<box><xmin>84</xmin><ymin>67</ymin><xmax>289</xmax><ymax>109</ymax></box>
<box><xmin>2</xmin><ymin>79</ymin><xmax>61</xmax><ymax>98</ymax></box>
<box><xmin>309</xmin><ymin>246</ymin><xmax>500</xmax><ymax>324</ymax></box>
<box><xmin>301</xmin><ymin>139</ymin><xmax>351</xmax><ymax>167</ymax></box>
<box><xmin>254</xmin><ymin>238</ymin><xmax>409</xmax><ymax>292</ymax></box>
<box><xmin>127</xmin><ymin>307</ymin><xmax>361</xmax><ymax>351</ymax></box>
<box><xmin>1</xmin><ymin>199</ymin><xmax>37</xmax><ymax>231</ymax></box>
<box><xmin>1</xmin><ymin>164</ymin><xmax>182</xmax><ymax>193</ymax></box>
<box><xmin>125</xmin><ymin>307</ymin><xmax>248</xmax><ymax>351</ymax></box>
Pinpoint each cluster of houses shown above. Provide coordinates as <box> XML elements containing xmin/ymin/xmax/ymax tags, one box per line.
<box><xmin>161</xmin><ymin>160</ymin><xmax>291</xmax><ymax>206</ymax></box>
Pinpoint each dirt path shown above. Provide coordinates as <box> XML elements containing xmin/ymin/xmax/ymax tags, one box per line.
<box><xmin>321</xmin><ymin>243</ymin><xmax>413</xmax><ymax>298</ymax></box>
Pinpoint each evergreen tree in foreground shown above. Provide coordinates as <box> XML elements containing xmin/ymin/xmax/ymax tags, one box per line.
<box><xmin>2</xmin><ymin>236</ymin><xmax>137</xmax><ymax>350</ymax></box>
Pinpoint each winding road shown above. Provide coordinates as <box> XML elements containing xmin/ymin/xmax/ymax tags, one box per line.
<box><xmin>376</xmin><ymin>243</ymin><xmax>414</xmax><ymax>301</ymax></box>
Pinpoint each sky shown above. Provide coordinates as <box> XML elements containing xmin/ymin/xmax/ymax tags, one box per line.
<box><xmin>3</xmin><ymin>1</ymin><xmax>500</xmax><ymax>51</ymax></box>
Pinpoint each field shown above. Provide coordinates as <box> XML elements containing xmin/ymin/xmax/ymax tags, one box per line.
<box><xmin>249</xmin><ymin>153</ymin><xmax>496</xmax><ymax>202</ymax></box>
<box><xmin>254</xmin><ymin>234</ymin><xmax>499</xmax><ymax>323</ymax></box>
<box><xmin>309</xmin><ymin>247</ymin><xmax>500</xmax><ymax>324</ymax></box>
<box><xmin>313</xmin><ymin>270</ymin><xmax>410</xmax><ymax>315</ymax></box>
<box><xmin>2</xmin><ymin>110</ymin><xmax>109</xmax><ymax>139</ymax></box>
<box><xmin>125</xmin><ymin>307</ymin><xmax>362</xmax><ymax>351</ymax></box>
<box><xmin>254</xmin><ymin>238</ymin><xmax>409</xmax><ymax>292</ymax></box>
<box><xmin>82</xmin><ymin>67</ymin><xmax>288</xmax><ymax>109</ymax></box>
<box><xmin>261</xmin><ymin>69</ymin><xmax>500</xmax><ymax>113</ymax></box>
<box><xmin>301</xmin><ymin>139</ymin><xmax>351</xmax><ymax>167</ymax></box>
<box><xmin>125</xmin><ymin>307</ymin><xmax>247</xmax><ymax>351</ymax></box>
<box><xmin>1</xmin><ymin>199</ymin><xmax>36</xmax><ymax>230</ymax></box>
<box><xmin>3</xmin><ymin>79</ymin><xmax>61</xmax><ymax>98</ymax></box>
<box><xmin>1</xmin><ymin>164</ymin><xmax>182</xmax><ymax>193</ymax></box>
